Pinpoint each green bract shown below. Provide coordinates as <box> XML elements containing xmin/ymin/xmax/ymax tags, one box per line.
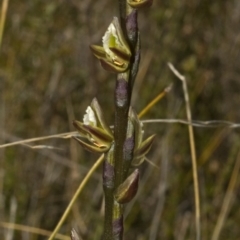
<box><xmin>129</xmin><ymin>108</ymin><xmax>155</xmax><ymax>166</ymax></box>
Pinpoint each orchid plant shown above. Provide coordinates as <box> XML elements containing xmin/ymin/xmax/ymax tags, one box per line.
<box><xmin>72</xmin><ymin>0</ymin><xmax>154</xmax><ymax>239</ymax></box>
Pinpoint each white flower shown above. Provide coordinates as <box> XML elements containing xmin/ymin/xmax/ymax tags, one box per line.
<box><xmin>102</xmin><ymin>17</ymin><xmax>130</xmax><ymax>55</ymax></box>
<box><xmin>73</xmin><ymin>99</ymin><xmax>114</xmax><ymax>153</ymax></box>
<box><xmin>90</xmin><ymin>17</ymin><xmax>131</xmax><ymax>73</ymax></box>
<box><xmin>83</xmin><ymin>106</ymin><xmax>97</xmax><ymax>126</ymax></box>
<box><xmin>102</xmin><ymin>23</ymin><xmax>119</xmax><ymax>60</ymax></box>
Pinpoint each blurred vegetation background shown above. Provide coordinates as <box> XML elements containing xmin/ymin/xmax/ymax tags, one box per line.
<box><xmin>1</xmin><ymin>0</ymin><xmax>240</xmax><ymax>239</ymax></box>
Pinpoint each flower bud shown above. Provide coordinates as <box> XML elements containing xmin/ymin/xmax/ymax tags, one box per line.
<box><xmin>134</xmin><ymin>134</ymin><xmax>155</xmax><ymax>159</ymax></box>
<box><xmin>128</xmin><ymin>107</ymin><xmax>155</xmax><ymax>166</ymax></box>
<box><xmin>90</xmin><ymin>17</ymin><xmax>131</xmax><ymax>73</ymax></box>
<box><xmin>73</xmin><ymin>99</ymin><xmax>113</xmax><ymax>153</ymax></box>
<box><xmin>102</xmin><ymin>17</ymin><xmax>131</xmax><ymax>63</ymax></box>
<box><xmin>132</xmin><ymin>134</ymin><xmax>155</xmax><ymax>166</ymax></box>
<box><xmin>114</xmin><ymin>169</ymin><xmax>139</xmax><ymax>204</ymax></box>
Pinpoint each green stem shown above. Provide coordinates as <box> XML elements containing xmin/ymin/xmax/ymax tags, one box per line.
<box><xmin>114</xmin><ymin>72</ymin><xmax>131</xmax><ymax>188</ymax></box>
<box><xmin>114</xmin><ymin>4</ymin><xmax>139</xmax><ymax>191</ymax></box>
<box><xmin>118</xmin><ymin>0</ymin><xmax>126</xmax><ymax>27</ymax></box>
<box><xmin>103</xmin><ymin>185</ymin><xmax>114</xmax><ymax>240</ymax></box>
<box><xmin>103</xmin><ymin>2</ymin><xmax>139</xmax><ymax>240</ymax></box>
<box><xmin>112</xmin><ymin>6</ymin><xmax>139</xmax><ymax>240</ymax></box>
<box><xmin>103</xmin><ymin>144</ymin><xmax>115</xmax><ymax>240</ymax></box>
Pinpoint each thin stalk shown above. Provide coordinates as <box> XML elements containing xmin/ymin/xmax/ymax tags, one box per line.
<box><xmin>103</xmin><ymin>1</ymin><xmax>139</xmax><ymax>239</ymax></box>
<box><xmin>111</xmin><ymin>59</ymin><xmax>131</xmax><ymax>240</ymax></box>
<box><xmin>138</xmin><ymin>85</ymin><xmax>172</xmax><ymax>118</ymax></box>
<box><xmin>114</xmin><ymin>0</ymin><xmax>139</xmax><ymax>197</ymax></box>
<box><xmin>0</xmin><ymin>0</ymin><xmax>9</xmax><ymax>50</ymax></box>
<box><xmin>0</xmin><ymin>131</ymin><xmax>78</xmax><ymax>149</ymax></box>
<box><xmin>103</xmin><ymin>145</ymin><xmax>115</xmax><ymax>240</ymax></box>
<box><xmin>168</xmin><ymin>63</ymin><xmax>201</xmax><ymax>240</ymax></box>
<box><xmin>114</xmin><ymin>72</ymin><xmax>131</xmax><ymax>188</ymax></box>
<box><xmin>103</xmin><ymin>186</ymin><xmax>114</xmax><ymax>239</ymax></box>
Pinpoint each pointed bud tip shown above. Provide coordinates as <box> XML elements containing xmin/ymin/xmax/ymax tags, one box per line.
<box><xmin>134</xmin><ymin>134</ymin><xmax>156</xmax><ymax>158</ymax></box>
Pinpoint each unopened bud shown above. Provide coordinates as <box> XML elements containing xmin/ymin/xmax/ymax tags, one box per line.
<box><xmin>73</xmin><ymin>99</ymin><xmax>113</xmax><ymax>153</ymax></box>
<box><xmin>132</xmin><ymin>135</ymin><xmax>155</xmax><ymax>166</ymax></box>
<box><xmin>114</xmin><ymin>169</ymin><xmax>139</xmax><ymax>204</ymax></box>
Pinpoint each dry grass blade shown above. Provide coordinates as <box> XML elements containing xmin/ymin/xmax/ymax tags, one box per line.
<box><xmin>25</xmin><ymin>144</ymin><xmax>64</xmax><ymax>150</ymax></box>
<box><xmin>142</xmin><ymin>119</ymin><xmax>240</xmax><ymax>128</ymax></box>
<box><xmin>48</xmin><ymin>154</ymin><xmax>104</xmax><ymax>240</ymax></box>
<box><xmin>211</xmin><ymin>151</ymin><xmax>240</xmax><ymax>240</ymax></box>
<box><xmin>0</xmin><ymin>131</ymin><xmax>78</xmax><ymax>148</ymax></box>
<box><xmin>168</xmin><ymin>62</ymin><xmax>201</xmax><ymax>240</ymax></box>
<box><xmin>138</xmin><ymin>84</ymin><xmax>172</xmax><ymax>118</ymax></box>
<box><xmin>0</xmin><ymin>222</ymin><xmax>70</xmax><ymax>240</ymax></box>
<box><xmin>0</xmin><ymin>0</ymin><xmax>9</xmax><ymax>49</ymax></box>
<box><xmin>1</xmin><ymin>119</ymin><xmax>240</xmax><ymax>150</ymax></box>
